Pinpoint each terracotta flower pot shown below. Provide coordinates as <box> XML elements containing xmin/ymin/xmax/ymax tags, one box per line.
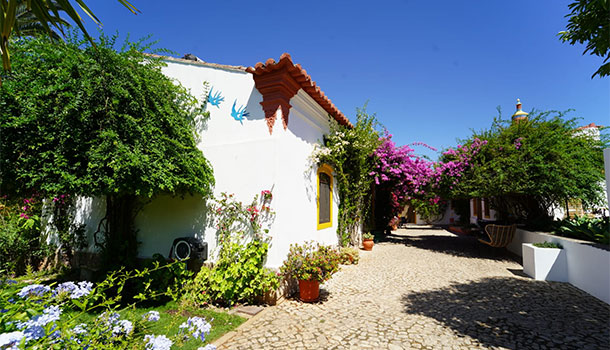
<box><xmin>298</xmin><ymin>279</ymin><xmax>320</xmax><ymax>302</ymax></box>
<box><xmin>362</xmin><ymin>239</ymin><xmax>374</xmax><ymax>251</ymax></box>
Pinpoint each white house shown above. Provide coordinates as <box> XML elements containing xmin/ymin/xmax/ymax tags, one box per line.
<box><xmin>76</xmin><ymin>53</ymin><xmax>352</xmax><ymax>268</ymax></box>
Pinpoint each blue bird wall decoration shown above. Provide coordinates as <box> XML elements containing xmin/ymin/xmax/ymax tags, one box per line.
<box><xmin>207</xmin><ymin>87</ymin><xmax>224</xmax><ymax>108</ymax></box>
<box><xmin>231</xmin><ymin>100</ymin><xmax>249</xmax><ymax>124</ymax></box>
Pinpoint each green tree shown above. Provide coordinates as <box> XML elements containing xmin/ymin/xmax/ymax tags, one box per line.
<box><xmin>1</xmin><ymin>0</ymin><xmax>138</xmax><ymax>83</ymax></box>
<box><xmin>312</xmin><ymin>107</ymin><xmax>382</xmax><ymax>245</ymax></box>
<box><xmin>445</xmin><ymin>110</ymin><xmax>607</xmax><ymax>225</ymax></box>
<box><xmin>0</xmin><ymin>34</ymin><xmax>214</xmax><ymax>269</ymax></box>
<box><xmin>559</xmin><ymin>0</ymin><xmax>610</xmax><ymax>78</ymax></box>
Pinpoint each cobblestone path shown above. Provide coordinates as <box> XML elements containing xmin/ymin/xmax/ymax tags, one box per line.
<box><xmin>218</xmin><ymin>228</ymin><xmax>609</xmax><ymax>350</ymax></box>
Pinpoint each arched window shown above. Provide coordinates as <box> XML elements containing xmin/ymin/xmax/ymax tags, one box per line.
<box><xmin>317</xmin><ymin>165</ymin><xmax>333</xmax><ymax>230</ymax></box>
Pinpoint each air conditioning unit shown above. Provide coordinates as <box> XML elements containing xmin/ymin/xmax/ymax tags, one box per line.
<box><xmin>170</xmin><ymin>237</ymin><xmax>208</xmax><ymax>261</ymax></box>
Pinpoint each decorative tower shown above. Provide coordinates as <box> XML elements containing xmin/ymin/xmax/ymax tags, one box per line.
<box><xmin>511</xmin><ymin>98</ymin><xmax>529</xmax><ymax>122</ymax></box>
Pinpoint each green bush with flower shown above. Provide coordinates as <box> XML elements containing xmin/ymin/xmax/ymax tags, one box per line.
<box><xmin>183</xmin><ymin>191</ymin><xmax>279</xmax><ymax>307</ymax></box>
<box><xmin>0</xmin><ymin>263</ymin><xmax>231</xmax><ymax>350</ymax></box>
<box><xmin>280</xmin><ymin>242</ymin><xmax>341</xmax><ymax>282</ymax></box>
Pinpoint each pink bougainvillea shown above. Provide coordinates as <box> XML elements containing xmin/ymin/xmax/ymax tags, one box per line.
<box><xmin>370</xmin><ymin>134</ymin><xmax>487</xmax><ymax>226</ymax></box>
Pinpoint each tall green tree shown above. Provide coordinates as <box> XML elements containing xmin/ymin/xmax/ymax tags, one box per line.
<box><xmin>445</xmin><ymin>110</ymin><xmax>607</xmax><ymax>225</ymax></box>
<box><xmin>0</xmin><ymin>35</ymin><xmax>214</xmax><ymax>268</ymax></box>
<box><xmin>1</xmin><ymin>0</ymin><xmax>138</xmax><ymax>84</ymax></box>
<box><xmin>559</xmin><ymin>0</ymin><xmax>610</xmax><ymax>78</ymax></box>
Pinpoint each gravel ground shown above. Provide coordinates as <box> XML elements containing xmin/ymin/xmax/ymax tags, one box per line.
<box><xmin>217</xmin><ymin>228</ymin><xmax>610</xmax><ymax>350</ymax></box>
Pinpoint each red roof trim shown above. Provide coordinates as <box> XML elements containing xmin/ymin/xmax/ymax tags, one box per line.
<box><xmin>246</xmin><ymin>53</ymin><xmax>353</xmax><ymax>131</ymax></box>
<box><xmin>577</xmin><ymin>122</ymin><xmax>603</xmax><ymax>130</ymax></box>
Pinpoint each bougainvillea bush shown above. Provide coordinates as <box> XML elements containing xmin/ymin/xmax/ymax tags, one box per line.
<box><xmin>370</xmin><ymin>134</ymin><xmax>437</xmax><ymax>228</ymax></box>
<box><xmin>444</xmin><ymin>110</ymin><xmax>607</xmax><ymax>224</ymax></box>
<box><xmin>369</xmin><ymin>132</ymin><xmax>488</xmax><ymax>228</ymax></box>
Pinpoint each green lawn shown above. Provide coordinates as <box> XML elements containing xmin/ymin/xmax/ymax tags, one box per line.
<box><xmin>69</xmin><ymin>301</ymin><xmax>246</xmax><ymax>349</ymax></box>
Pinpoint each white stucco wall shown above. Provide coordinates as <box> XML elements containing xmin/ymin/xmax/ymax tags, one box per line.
<box><xmin>508</xmin><ymin>228</ymin><xmax>610</xmax><ymax>304</ymax></box>
<box><xmin>76</xmin><ymin>58</ymin><xmax>340</xmax><ymax>268</ymax></box>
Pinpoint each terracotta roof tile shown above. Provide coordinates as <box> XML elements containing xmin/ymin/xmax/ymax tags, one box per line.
<box><xmin>247</xmin><ymin>53</ymin><xmax>353</xmax><ymax>128</ymax></box>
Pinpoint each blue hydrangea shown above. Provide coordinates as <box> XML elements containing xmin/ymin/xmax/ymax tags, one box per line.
<box><xmin>200</xmin><ymin>344</ymin><xmax>217</xmax><ymax>350</ymax></box>
<box><xmin>179</xmin><ymin>317</ymin><xmax>212</xmax><ymax>342</ymax></box>
<box><xmin>143</xmin><ymin>311</ymin><xmax>160</xmax><ymax>322</ymax></box>
<box><xmin>0</xmin><ymin>331</ymin><xmax>24</xmax><ymax>350</ymax></box>
<box><xmin>17</xmin><ymin>284</ymin><xmax>51</xmax><ymax>298</ymax></box>
<box><xmin>54</xmin><ymin>281</ymin><xmax>93</xmax><ymax>299</ymax></box>
<box><xmin>144</xmin><ymin>334</ymin><xmax>173</xmax><ymax>350</ymax></box>
<box><xmin>16</xmin><ymin>305</ymin><xmax>61</xmax><ymax>341</ymax></box>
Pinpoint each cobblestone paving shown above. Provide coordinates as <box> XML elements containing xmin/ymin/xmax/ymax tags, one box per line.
<box><xmin>218</xmin><ymin>229</ymin><xmax>610</xmax><ymax>350</ymax></box>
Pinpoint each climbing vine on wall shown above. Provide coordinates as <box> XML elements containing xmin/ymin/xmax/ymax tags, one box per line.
<box><xmin>311</xmin><ymin>108</ymin><xmax>382</xmax><ymax>246</ymax></box>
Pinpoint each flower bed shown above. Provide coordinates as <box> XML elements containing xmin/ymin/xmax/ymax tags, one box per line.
<box><xmin>0</xmin><ymin>270</ymin><xmax>245</xmax><ymax>350</ymax></box>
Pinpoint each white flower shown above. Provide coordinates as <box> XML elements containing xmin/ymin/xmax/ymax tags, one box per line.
<box><xmin>179</xmin><ymin>316</ymin><xmax>212</xmax><ymax>342</ymax></box>
<box><xmin>0</xmin><ymin>331</ymin><xmax>24</xmax><ymax>349</ymax></box>
<box><xmin>112</xmin><ymin>319</ymin><xmax>133</xmax><ymax>336</ymax></box>
<box><xmin>199</xmin><ymin>345</ymin><xmax>217</xmax><ymax>350</ymax></box>
<box><xmin>17</xmin><ymin>284</ymin><xmax>50</xmax><ymax>298</ymax></box>
<box><xmin>145</xmin><ymin>334</ymin><xmax>173</xmax><ymax>350</ymax></box>
<box><xmin>143</xmin><ymin>310</ymin><xmax>160</xmax><ymax>322</ymax></box>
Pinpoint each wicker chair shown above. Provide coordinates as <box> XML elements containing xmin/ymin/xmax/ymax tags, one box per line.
<box><xmin>478</xmin><ymin>224</ymin><xmax>516</xmax><ymax>248</ymax></box>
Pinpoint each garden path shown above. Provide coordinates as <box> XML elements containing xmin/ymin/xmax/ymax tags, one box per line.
<box><xmin>216</xmin><ymin>228</ymin><xmax>609</xmax><ymax>350</ymax></box>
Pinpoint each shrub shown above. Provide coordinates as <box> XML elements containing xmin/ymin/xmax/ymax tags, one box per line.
<box><xmin>552</xmin><ymin>216</ymin><xmax>609</xmax><ymax>245</ymax></box>
<box><xmin>338</xmin><ymin>247</ymin><xmax>359</xmax><ymax>265</ymax></box>
<box><xmin>128</xmin><ymin>254</ymin><xmax>193</xmax><ymax>304</ymax></box>
<box><xmin>362</xmin><ymin>232</ymin><xmax>374</xmax><ymax>240</ymax></box>
<box><xmin>183</xmin><ymin>240</ymin><xmax>279</xmax><ymax>307</ymax></box>
<box><xmin>0</xmin><ymin>197</ymin><xmax>48</xmax><ymax>275</ymax></box>
<box><xmin>183</xmin><ymin>191</ymin><xmax>279</xmax><ymax>307</ymax></box>
<box><xmin>533</xmin><ymin>242</ymin><xmax>563</xmax><ymax>249</ymax></box>
<box><xmin>280</xmin><ymin>242</ymin><xmax>340</xmax><ymax>282</ymax></box>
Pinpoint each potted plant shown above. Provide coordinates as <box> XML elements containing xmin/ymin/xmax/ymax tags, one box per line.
<box><xmin>522</xmin><ymin>242</ymin><xmax>567</xmax><ymax>282</ymax></box>
<box><xmin>388</xmin><ymin>216</ymin><xmax>400</xmax><ymax>231</ymax></box>
<box><xmin>280</xmin><ymin>242</ymin><xmax>340</xmax><ymax>302</ymax></box>
<box><xmin>362</xmin><ymin>232</ymin><xmax>374</xmax><ymax>251</ymax></box>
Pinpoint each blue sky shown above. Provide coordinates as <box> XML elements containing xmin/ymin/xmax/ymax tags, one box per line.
<box><xmin>83</xmin><ymin>0</ymin><xmax>608</xmax><ymax>160</ymax></box>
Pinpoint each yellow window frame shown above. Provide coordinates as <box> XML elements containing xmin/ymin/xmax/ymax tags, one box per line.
<box><xmin>317</xmin><ymin>164</ymin><xmax>333</xmax><ymax>230</ymax></box>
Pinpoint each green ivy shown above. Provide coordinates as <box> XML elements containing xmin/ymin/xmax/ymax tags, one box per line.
<box><xmin>312</xmin><ymin>107</ymin><xmax>382</xmax><ymax>246</ymax></box>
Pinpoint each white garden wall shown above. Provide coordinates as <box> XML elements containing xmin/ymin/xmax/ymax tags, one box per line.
<box><xmin>507</xmin><ymin>228</ymin><xmax>610</xmax><ymax>304</ymax></box>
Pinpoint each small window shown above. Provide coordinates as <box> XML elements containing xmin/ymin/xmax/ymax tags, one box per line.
<box><xmin>483</xmin><ymin>198</ymin><xmax>491</xmax><ymax>218</ymax></box>
<box><xmin>317</xmin><ymin>165</ymin><xmax>333</xmax><ymax>230</ymax></box>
